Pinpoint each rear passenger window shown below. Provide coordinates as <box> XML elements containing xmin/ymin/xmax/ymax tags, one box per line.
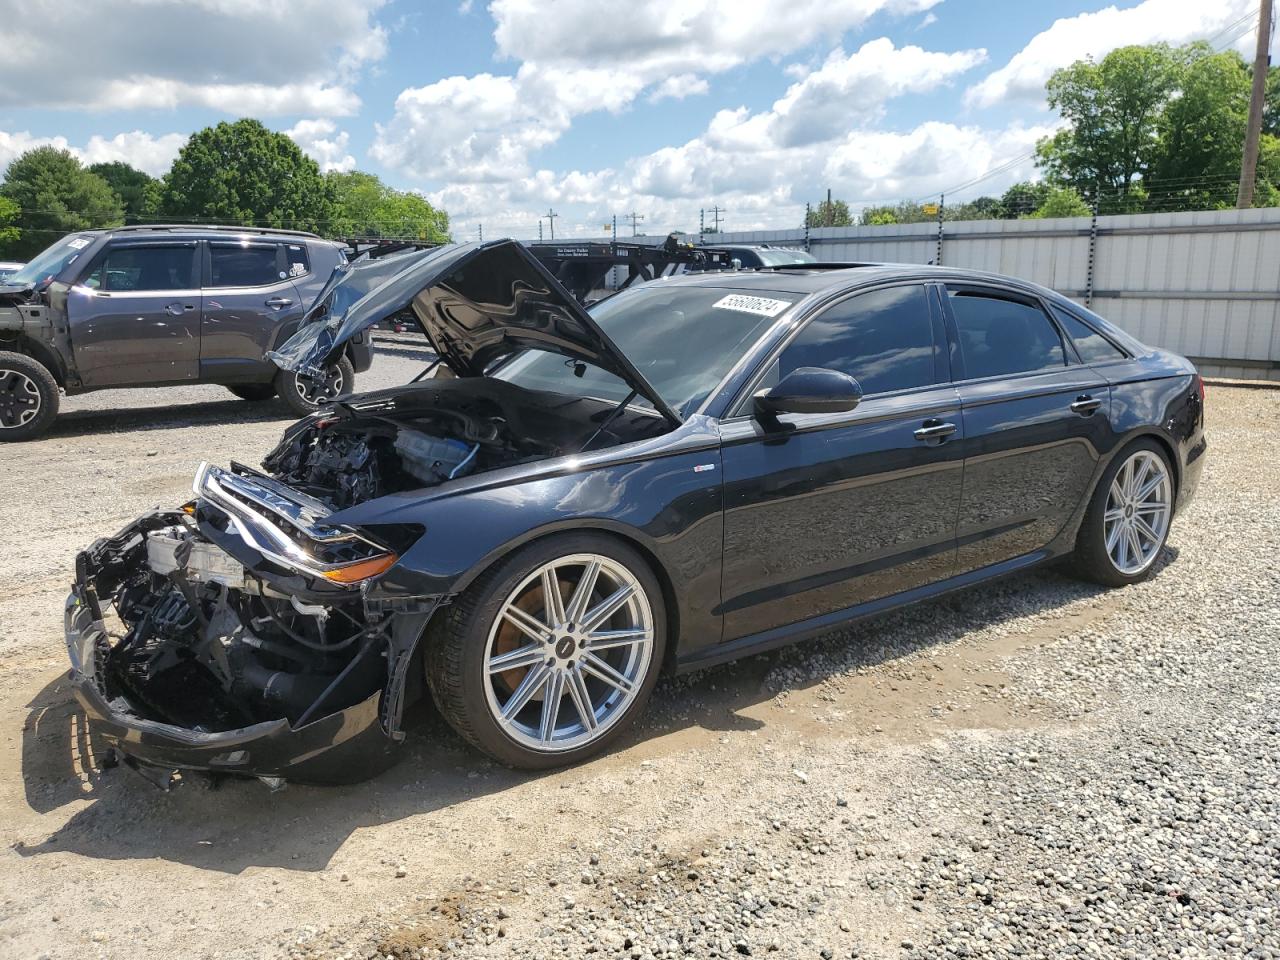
<box><xmin>1050</xmin><ymin>305</ymin><xmax>1126</xmax><ymax>363</ymax></box>
<box><xmin>776</xmin><ymin>284</ymin><xmax>938</xmax><ymax>396</ymax></box>
<box><xmin>949</xmin><ymin>292</ymin><xmax>1065</xmax><ymax>379</ymax></box>
<box><xmin>86</xmin><ymin>245</ymin><xmax>195</xmax><ymax>291</ymax></box>
<box><xmin>285</xmin><ymin>243</ymin><xmax>309</xmax><ymax>278</ymax></box>
<box><xmin>209</xmin><ymin>244</ymin><xmax>282</xmax><ymax>287</ymax></box>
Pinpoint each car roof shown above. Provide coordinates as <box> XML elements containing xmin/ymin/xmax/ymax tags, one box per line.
<box><xmin>651</xmin><ymin>262</ymin><xmax>1060</xmax><ymax>297</ymax></box>
<box><xmin>89</xmin><ymin>224</ymin><xmax>335</xmax><ymax>244</ymax></box>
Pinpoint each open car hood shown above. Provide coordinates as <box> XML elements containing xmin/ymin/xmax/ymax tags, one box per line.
<box><xmin>269</xmin><ymin>239</ymin><xmax>681</xmax><ymax>424</ymax></box>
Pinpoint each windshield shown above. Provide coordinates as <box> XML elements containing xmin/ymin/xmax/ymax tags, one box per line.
<box><xmin>493</xmin><ymin>284</ymin><xmax>794</xmax><ymax>416</ymax></box>
<box><xmin>8</xmin><ymin>234</ymin><xmax>96</xmax><ymax>286</ymax></box>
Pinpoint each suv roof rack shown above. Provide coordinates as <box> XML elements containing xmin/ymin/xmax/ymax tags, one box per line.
<box><xmin>109</xmin><ymin>223</ymin><xmax>323</xmax><ymax>239</ymax></box>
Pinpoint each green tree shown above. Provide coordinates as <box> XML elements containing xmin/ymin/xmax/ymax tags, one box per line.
<box><xmin>89</xmin><ymin>161</ymin><xmax>161</xmax><ymax>223</ymax></box>
<box><xmin>1148</xmin><ymin>50</ymin><xmax>1250</xmax><ymax>211</ymax></box>
<box><xmin>1035</xmin><ymin>43</ymin><xmax>1184</xmax><ymax>202</ymax></box>
<box><xmin>161</xmin><ymin>119</ymin><xmax>333</xmax><ymax>231</ymax></box>
<box><xmin>1028</xmin><ymin>187</ymin><xmax>1093</xmax><ymax>218</ymax></box>
<box><xmin>0</xmin><ymin>195</ymin><xmax>19</xmax><ymax>251</ymax></box>
<box><xmin>325</xmin><ymin>170</ymin><xmax>449</xmax><ymax>241</ymax></box>
<box><xmin>0</xmin><ymin>147</ymin><xmax>123</xmax><ymax>259</ymax></box>
<box><xmin>806</xmin><ymin>198</ymin><xmax>853</xmax><ymax>228</ymax></box>
<box><xmin>997</xmin><ymin>182</ymin><xmax>1051</xmax><ymax>218</ymax></box>
<box><xmin>1264</xmin><ymin>65</ymin><xmax>1280</xmax><ymax>138</ymax></box>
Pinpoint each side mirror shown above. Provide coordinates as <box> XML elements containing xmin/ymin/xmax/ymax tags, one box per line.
<box><xmin>754</xmin><ymin>367</ymin><xmax>863</xmax><ymax>418</ymax></box>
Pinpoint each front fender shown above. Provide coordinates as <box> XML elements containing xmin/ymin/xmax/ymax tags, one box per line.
<box><xmin>343</xmin><ymin>422</ymin><xmax>726</xmax><ymax>655</ymax></box>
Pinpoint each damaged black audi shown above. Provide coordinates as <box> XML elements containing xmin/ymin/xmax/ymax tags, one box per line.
<box><xmin>66</xmin><ymin>240</ymin><xmax>1205</xmax><ymax>784</ymax></box>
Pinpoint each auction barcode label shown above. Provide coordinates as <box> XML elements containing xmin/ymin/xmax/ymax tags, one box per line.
<box><xmin>711</xmin><ymin>294</ymin><xmax>792</xmax><ymax>317</ymax></box>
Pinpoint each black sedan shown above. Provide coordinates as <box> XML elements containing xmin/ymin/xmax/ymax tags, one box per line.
<box><xmin>65</xmin><ymin>241</ymin><xmax>1206</xmax><ymax>783</ymax></box>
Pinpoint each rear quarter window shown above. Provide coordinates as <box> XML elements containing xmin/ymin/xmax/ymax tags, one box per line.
<box><xmin>1050</xmin><ymin>305</ymin><xmax>1127</xmax><ymax>363</ymax></box>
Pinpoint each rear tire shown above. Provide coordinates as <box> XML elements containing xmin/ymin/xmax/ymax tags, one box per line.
<box><xmin>227</xmin><ymin>383</ymin><xmax>276</xmax><ymax>402</ymax></box>
<box><xmin>1070</xmin><ymin>439</ymin><xmax>1174</xmax><ymax>587</ymax></box>
<box><xmin>0</xmin><ymin>351</ymin><xmax>59</xmax><ymax>442</ymax></box>
<box><xmin>425</xmin><ymin>533</ymin><xmax>667</xmax><ymax>769</ymax></box>
<box><xmin>274</xmin><ymin>355</ymin><xmax>355</xmax><ymax>416</ymax></box>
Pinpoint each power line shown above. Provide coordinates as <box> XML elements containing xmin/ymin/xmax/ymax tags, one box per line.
<box><xmin>624</xmin><ymin>211</ymin><xmax>644</xmax><ymax>236</ymax></box>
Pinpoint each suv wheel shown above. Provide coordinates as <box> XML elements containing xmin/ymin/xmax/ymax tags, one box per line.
<box><xmin>0</xmin><ymin>351</ymin><xmax>59</xmax><ymax>442</ymax></box>
<box><xmin>274</xmin><ymin>355</ymin><xmax>355</xmax><ymax>416</ymax></box>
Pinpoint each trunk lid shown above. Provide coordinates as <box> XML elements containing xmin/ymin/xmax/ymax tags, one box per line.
<box><xmin>268</xmin><ymin>240</ymin><xmax>681</xmax><ymax>425</ymax></box>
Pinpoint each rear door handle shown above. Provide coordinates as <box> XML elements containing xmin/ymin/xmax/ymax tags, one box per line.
<box><xmin>265</xmin><ymin>297</ymin><xmax>292</xmax><ymax>309</ymax></box>
<box><xmin>165</xmin><ymin>302</ymin><xmax>196</xmax><ymax>316</ymax></box>
<box><xmin>913</xmin><ymin>419</ymin><xmax>957</xmax><ymax>443</ymax></box>
<box><xmin>1070</xmin><ymin>395</ymin><xmax>1102</xmax><ymax>415</ymax></box>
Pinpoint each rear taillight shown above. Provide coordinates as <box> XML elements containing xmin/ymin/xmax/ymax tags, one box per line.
<box><xmin>1196</xmin><ymin>373</ymin><xmax>1205</xmax><ymax>402</ymax></box>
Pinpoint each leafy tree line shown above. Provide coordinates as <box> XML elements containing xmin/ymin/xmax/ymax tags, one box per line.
<box><xmin>823</xmin><ymin>41</ymin><xmax>1280</xmax><ymax>226</ymax></box>
<box><xmin>0</xmin><ymin>119</ymin><xmax>449</xmax><ymax>260</ymax></box>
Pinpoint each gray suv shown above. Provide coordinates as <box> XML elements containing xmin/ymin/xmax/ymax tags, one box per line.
<box><xmin>0</xmin><ymin>225</ymin><xmax>371</xmax><ymax>441</ymax></box>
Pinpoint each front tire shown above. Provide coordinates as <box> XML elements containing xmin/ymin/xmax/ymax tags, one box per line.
<box><xmin>274</xmin><ymin>355</ymin><xmax>355</xmax><ymax>416</ymax></box>
<box><xmin>1070</xmin><ymin>439</ymin><xmax>1174</xmax><ymax>587</ymax></box>
<box><xmin>426</xmin><ymin>534</ymin><xmax>667</xmax><ymax>769</ymax></box>
<box><xmin>0</xmin><ymin>351</ymin><xmax>59</xmax><ymax>442</ymax></box>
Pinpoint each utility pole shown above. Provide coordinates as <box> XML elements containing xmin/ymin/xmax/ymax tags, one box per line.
<box><xmin>538</xmin><ymin>219</ymin><xmax>543</xmax><ymax>242</ymax></box>
<box><xmin>625</xmin><ymin>211</ymin><xmax>644</xmax><ymax>236</ymax></box>
<box><xmin>708</xmin><ymin>204</ymin><xmax>725</xmax><ymax>232</ymax></box>
<box><xmin>477</xmin><ymin>223</ymin><xmax>483</xmax><ymax>242</ymax></box>
<box><xmin>1238</xmin><ymin>0</ymin><xmax>1274</xmax><ymax>208</ymax></box>
<box><xmin>700</xmin><ymin>208</ymin><xmax>705</xmax><ymax>234</ymax></box>
<box><xmin>545</xmin><ymin>208</ymin><xmax>559</xmax><ymax>240</ymax></box>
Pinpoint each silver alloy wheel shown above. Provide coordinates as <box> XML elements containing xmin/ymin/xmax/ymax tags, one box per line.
<box><xmin>293</xmin><ymin>365</ymin><xmax>345</xmax><ymax>405</ymax></box>
<box><xmin>1104</xmin><ymin>450</ymin><xmax>1172</xmax><ymax>576</ymax></box>
<box><xmin>0</xmin><ymin>367</ymin><xmax>41</xmax><ymax>430</ymax></box>
<box><xmin>483</xmin><ymin>553</ymin><xmax>654</xmax><ymax>753</ymax></box>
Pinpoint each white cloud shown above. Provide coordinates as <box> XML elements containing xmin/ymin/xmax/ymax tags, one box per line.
<box><xmin>647</xmin><ymin>75</ymin><xmax>711</xmax><ymax>104</ymax></box>
<box><xmin>0</xmin><ymin>129</ymin><xmax>186</xmax><ymax>178</ymax></box>
<box><xmin>917</xmin><ymin>12</ymin><xmax>938</xmax><ymax>29</ymax></box>
<box><xmin>965</xmin><ymin>0</ymin><xmax>1255</xmax><ymax>108</ymax></box>
<box><xmin>432</xmin><ymin>39</ymin><xmax>1033</xmax><ymax>239</ymax></box>
<box><xmin>374</xmin><ymin>0</ymin><xmax>942</xmax><ymax>181</ymax></box>
<box><xmin>285</xmin><ymin>119</ymin><xmax>356</xmax><ymax>173</ymax></box>
<box><xmin>0</xmin><ymin>0</ymin><xmax>388</xmax><ymax>116</ymax></box>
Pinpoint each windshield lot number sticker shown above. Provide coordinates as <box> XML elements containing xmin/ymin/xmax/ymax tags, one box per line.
<box><xmin>712</xmin><ymin>294</ymin><xmax>790</xmax><ymax>317</ymax></box>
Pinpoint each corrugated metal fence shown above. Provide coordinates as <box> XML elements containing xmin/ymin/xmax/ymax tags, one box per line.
<box><xmin>701</xmin><ymin>207</ymin><xmax>1280</xmax><ymax>382</ymax></box>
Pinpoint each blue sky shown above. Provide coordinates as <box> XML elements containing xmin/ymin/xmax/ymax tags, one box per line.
<box><xmin>0</xmin><ymin>0</ymin><xmax>1262</xmax><ymax>238</ymax></box>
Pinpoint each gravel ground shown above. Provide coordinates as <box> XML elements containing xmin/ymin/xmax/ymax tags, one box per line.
<box><xmin>0</xmin><ymin>363</ymin><xmax>1276</xmax><ymax>960</ymax></box>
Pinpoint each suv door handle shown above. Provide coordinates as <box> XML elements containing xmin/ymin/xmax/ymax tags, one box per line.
<box><xmin>913</xmin><ymin>419</ymin><xmax>957</xmax><ymax>443</ymax></box>
<box><xmin>1070</xmin><ymin>395</ymin><xmax>1102</xmax><ymax>415</ymax></box>
<box><xmin>265</xmin><ymin>297</ymin><xmax>292</xmax><ymax>309</ymax></box>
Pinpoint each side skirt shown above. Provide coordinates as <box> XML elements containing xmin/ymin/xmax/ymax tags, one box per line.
<box><xmin>674</xmin><ymin>548</ymin><xmax>1059</xmax><ymax>675</ymax></box>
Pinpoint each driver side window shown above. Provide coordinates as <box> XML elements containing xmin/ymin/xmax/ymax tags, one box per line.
<box><xmin>766</xmin><ymin>284</ymin><xmax>941</xmax><ymax>398</ymax></box>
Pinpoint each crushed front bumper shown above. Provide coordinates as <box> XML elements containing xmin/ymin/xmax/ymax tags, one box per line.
<box><xmin>64</xmin><ymin>511</ymin><xmax>444</xmax><ymax>785</ymax></box>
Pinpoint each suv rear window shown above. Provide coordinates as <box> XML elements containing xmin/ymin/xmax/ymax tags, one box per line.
<box><xmin>209</xmin><ymin>243</ymin><xmax>282</xmax><ymax>287</ymax></box>
<box><xmin>285</xmin><ymin>244</ymin><xmax>310</xmax><ymax>278</ymax></box>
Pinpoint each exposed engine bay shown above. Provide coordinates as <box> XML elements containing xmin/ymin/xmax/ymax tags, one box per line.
<box><xmin>262</xmin><ymin>377</ymin><xmax>670</xmax><ymax>509</ymax></box>
<box><xmin>64</xmin><ymin>377</ymin><xmax>671</xmax><ymax>782</ymax></box>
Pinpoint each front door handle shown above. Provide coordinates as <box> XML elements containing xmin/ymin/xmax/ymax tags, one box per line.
<box><xmin>165</xmin><ymin>302</ymin><xmax>196</xmax><ymax>316</ymax></box>
<box><xmin>1070</xmin><ymin>395</ymin><xmax>1102</xmax><ymax>416</ymax></box>
<box><xmin>265</xmin><ymin>297</ymin><xmax>293</xmax><ymax>309</ymax></box>
<box><xmin>913</xmin><ymin>419</ymin><xmax>957</xmax><ymax>443</ymax></box>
